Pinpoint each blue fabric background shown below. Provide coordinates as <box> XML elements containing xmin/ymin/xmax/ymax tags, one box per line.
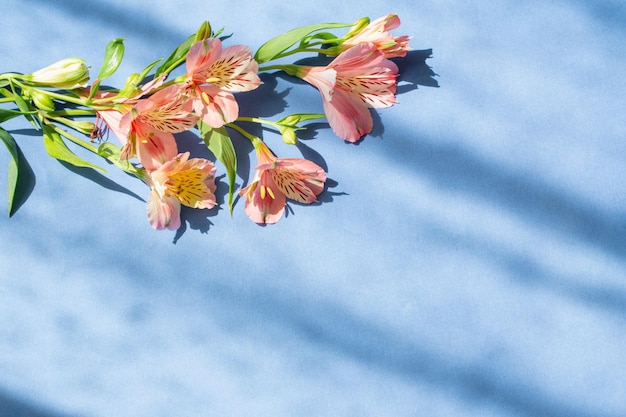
<box><xmin>1</xmin><ymin>1</ymin><xmax>625</xmax><ymax>416</ymax></box>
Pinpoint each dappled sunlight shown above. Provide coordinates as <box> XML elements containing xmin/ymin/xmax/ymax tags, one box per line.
<box><xmin>1</xmin><ymin>1</ymin><xmax>625</xmax><ymax>417</ymax></box>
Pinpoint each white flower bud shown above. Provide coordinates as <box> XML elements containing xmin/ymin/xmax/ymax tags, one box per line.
<box><xmin>27</xmin><ymin>58</ymin><xmax>90</xmax><ymax>90</ymax></box>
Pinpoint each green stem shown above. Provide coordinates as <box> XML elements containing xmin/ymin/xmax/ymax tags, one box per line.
<box><xmin>236</xmin><ymin>116</ymin><xmax>280</xmax><ymax>129</ymax></box>
<box><xmin>258</xmin><ymin>64</ymin><xmax>301</xmax><ymax>76</ymax></box>
<box><xmin>272</xmin><ymin>47</ymin><xmax>333</xmax><ymax>60</ymax></box>
<box><xmin>226</xmin><ymin>122</ymin><xmax>261</xmax><ymax>146</ymax></box>
<box><xmin>40</xmin><ymin>89</ymin><xmax>92</xmax><ymax>107</ymax></box>
<box><xmin>49</xmin><ymin>109</ymin><xmax>96</xmax><ymax>117</ymax></box>
<box><xmin>44</xmin><ymin>119</ymin><xmax>98</xmax><ymax>154</ymax></box>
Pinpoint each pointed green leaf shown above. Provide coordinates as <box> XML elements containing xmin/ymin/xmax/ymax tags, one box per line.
<box><xmin>10</xmin><ymin>83</ymin><xmax>38</xmax><ymax>130</ymax></box>
<box><xmin>254</xmin><ymin>22</ymin><xmax>351</xmax><ymax>63</ymax></box>
<box><xmin>42</xmin><ymin>124</ymin><xmax>105</xmax><ymax>172</ymax></box>
<box><xmin>199</xmin><ymin>122</ymin><xmax>237</xmax><ymax>214</ymax></box>
<box><xmin>0</xmin><ymin>108</ymin><xmax>24</xmax><ymax>124</ymax></box>
<box><xmin>155</xmin><ymin>34</ymin><xmax>195</xmax><ymax>77</ymax></box>
<box><xmin>97</xmin><ymin>141</ymin><xmax>145</xmax><ymax>179</ymax></box>
<box><xmin>0</xmin><ymin>127</ymin><xmax>19</xmax><ymax>215</ymax></box>
<box><xmin>97</xmin><ymin>38</ymin><xmax>125</xmax><ymax>79</ymax></box>
<box><xmin>117</xmin><ymin>59</ymin><xmax>163</xmax><ymax>98</ymax></box>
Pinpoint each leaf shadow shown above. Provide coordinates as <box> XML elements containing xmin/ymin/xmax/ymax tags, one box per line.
<box><xmin>237</xmin><ymin>72</ymin><xmax>290</xmax><ymax>118</ymax></box>
<box><xmin>59</xmin><ymin>161</ymin><xmax>145</xmax><ymax>202</ymax></box>
<box><xmin>9</xmin><ymin>144</ymin><xmax>36</xmax><ymax>217</ymax></box>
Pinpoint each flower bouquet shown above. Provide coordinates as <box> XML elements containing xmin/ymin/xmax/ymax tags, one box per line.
<box><xmin>0</xmin><ymin>14</ymin><xmax>414</xmax><ymax>230</ymax></box>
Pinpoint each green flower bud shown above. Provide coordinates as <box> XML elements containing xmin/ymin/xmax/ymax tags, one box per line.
<box><xmin>278</xmin><ymin>114</ymin><xmax>301</xmax><ymax>127</ymax></box>
<box><xmin>344</xmin><ymin>17</ymin><xmax>370</xmax><ymax>39</ymax></box>
<box><xmin>27</xmin><ymin>88</ymin><xmax>55</xmax><ymax>111</ymax></box>
<box><xmin>119</xmin><ymin>73</ymin><xmax>142</xmax><ymax>97</ymax></box>
<box><xmin>280</xmin><ymin>127</ymin><xmax>298</xmax><ymax>145</ymax></box>
<box><xmin>195</xmin><ymin>21</ymin><xmax>213</xmax><ymax>42</ymax></box>
<box><xmin>70</xmin><ymin>120</ymin><xmax>97</xmax><ymax>136</ymax></box>
<box><xmin>27</xmin><ymin>58</ymin><xmax>90</xmax><ymax>90</ymax></box>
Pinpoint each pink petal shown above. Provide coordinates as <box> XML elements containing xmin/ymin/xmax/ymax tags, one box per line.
<box><xmin>186</xmin><ymin>38</ymin><xmax>222</xmax><ymax>76</ymax></box>
<box><xmin>135</xmin><ymin>127</ymin><xmax>178</xmax><ymax>170</ymax></box>
<box><xmin>331</xmin><ymin>43</ymin><xmax>384</xmax><ymax>71</ymax></box>
<box><xmin>240</xmin><ymin>173</ymin><xmax>287</xmax><ymax>224</ymax></box>
<box><xmin>323</xmin><ymin>89</ymin><xmax>373</xmax><ymax>142</ymax></box>
<box><xmin>146</xmin><ymin>191</ymin><xmax>181</xmax><ymax>230</ymax></box>
<box><xmin>301</xmin><ymin>67</ymin><xmax>336</xmax><ymax>102</ymax></box>
<box><xmin>97</xmin><ymin>108</ymin><xmax>129</xmax><ymax>145</ymax></box>
<box><xmin>216</xmin><ymin>45</ymin><xmax>261</xmax><ymax>92</ymax></box>
<box><xmin>194</xmin><ymin>85</ymin><xmax>239</xmax><ymax>128</ymax></box>
<box><xmin>273</xmin><ymin>159</ymin><xmax>326</xmax><ymax>202</ymax></box>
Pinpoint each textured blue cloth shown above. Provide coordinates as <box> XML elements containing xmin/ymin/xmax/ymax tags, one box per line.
<box><xmin>1</xmin><ymin>1</ymin><xmax>625</xmax><ymax>416</ymax></box>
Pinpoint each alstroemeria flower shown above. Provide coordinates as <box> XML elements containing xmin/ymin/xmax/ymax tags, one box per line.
<box><xmin>118</xmin><ymin>84</ymin><xmax>199</xmax><ymax>170</ymax></box>
<box><xmin>183</xmin><ymin>38</ymin><xmax>261</xmax><ymax>128</ymax></box>
<box><xmin>86</xmin><ymin>75</ymin><xmax>167</xmax><ymax>143</ymax></box>
<box><xmin>294</xmin><ymin>42</ymin><xmax>398</xmax><ymax>142</ymax></box>
<box><xmin>146</xmin><ymin>152</ymin><xmax>217</xmax><ymax>230</ymax></box>
<box><xmin>239</xmin><ymin>141</ymin><xmax>326</xmax><ymax>224</ymax></box>
<box><xmin>331</xmin><ymin>14</ymin><xmax>410</xmax><ymax>58</ymax></box>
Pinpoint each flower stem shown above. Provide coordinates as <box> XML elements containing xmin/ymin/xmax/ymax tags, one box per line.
<box><xmin>226</xmin><ymin>122</ymin><xmax>261</xmax><ymax>146</ymax></box>
<box><xmin>236</xmin><ymin>116</ymin><xmax>280</xmax><ymax>129</ymax></box>
<box><xmin>258</xmin><ymin>64</ymin><xmax>301</xmax><ymax>76</ymax></box>
<box><xmin>44</xmin><ymin>119</ymin><xmax>99</xmax><ymax>154</ymax></box>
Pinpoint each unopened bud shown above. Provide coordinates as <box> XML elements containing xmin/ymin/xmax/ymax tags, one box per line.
<box><xmin>27</xmin><ymin>88</ymin><xmax>55</xmax><ymax>111</ymax></box>
<box><xmin>280</xmin><ymin>127</ymin><xmax>298</xmax><ymax>145</ymax></box>
<box><xmin>344</xmin><ymin>17</ymin><xmax>370</xmax><ymax>39</ymax></box>
<box><xmin>279</xmin><ymin>114</ymin><xmax>301</xmax><ymax>127</ymax></box>
<box><xmin>194</xmin><ymin>21</ymin><xmax>213</xmax><ymax>42</ymax></box>
<box><xmin>71</xmin><ymin>120</ymin><xmax>97</xmax><ymax>135</ymax></box>
<box><xmin>27</xmin><ymin>58</ymin><xmax>90</xmax><ymax>90</ymax></box>
<box><xmin>119</xmin><ymin>73</ymin><xmax>142</xmax><ymax>97</ymax></box>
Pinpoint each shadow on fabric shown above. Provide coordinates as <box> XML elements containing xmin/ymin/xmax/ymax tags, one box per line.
<box><xmin>0</xmin><ymin>389</ymin><xmax>76</xmax><ymax>417</ymax></box>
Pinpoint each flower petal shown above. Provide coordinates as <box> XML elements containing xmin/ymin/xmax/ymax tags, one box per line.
<box><xmin>209</xmin><ymin>44</ymin><xmax>261</xmax><ymax>92</ymax></box>
<box><xmin>323</xmin><ymin>89</ymin><xmax>373</xmax><ymax>142</ymax></box>
<box><xmin>271</xmin><ymin>159</ymin><xmax>326</xmax><ymax>203</ymax></box>
<box><xmin>134</xmin><ymin>127</ymin><xmax>178</xmax><ymax>170</ymax></box>
<box><xmin>146</xmin><ymin>190</ymin><xmax>181</xmax><ymax>230</ymax></box>
<box><xmin>240</xmin><ymin>172</ymin><xmax>287</xmax><ymax>224</ymax></box>
<box><xmin>193</xmin><ymin>85</ymin><xmax>239</xmax><ymax>128</ymax></box>
<box><xmin>97</xmin><ymin>108</ymin><xmax>129</xmax><ymax>145</ymax></box>
<box><xmin>300</xmin><ymin>67</ymin><xmax>337</xmax><ymax>102</ymax></box>
<box><xmin>187</xmin><ymin>38</ymin><xmax>222</xmax><ymax>76</ymax></box>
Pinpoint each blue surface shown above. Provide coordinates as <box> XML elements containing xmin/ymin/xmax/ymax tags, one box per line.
<box><xmin>1</xmin><ymin>1</ymin><xmax>625</xmax><ymax>416</ymax></box>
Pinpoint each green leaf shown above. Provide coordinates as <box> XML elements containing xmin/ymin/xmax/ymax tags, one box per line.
<box><xmin>155</xmin><ymin>34</ymin><xmax>195</xmax><ymax>77</ymax></box>
<box><xmin>97</xmin><ymin>38</ymin><xmax>125</xmax><ymax>80</ymax></box>
<box><xmin>199</xmin><ymin>122</ymin><xmax>237</xmax><ymax>214</ymax></box>
<box><xmin>254</xmin><ymin>22</ymin><xmax>351</xmax><ymax>64</ymax></box>
<box><xmin>9</xmin><ymin>83</ymin><xmax>38</xmax><ymax>130</ymax></box>
<box><xmin>0</xmin><ymin>127</ymin><xmax>19</xmax><ymax>215</ymax></box>
<box><xmin>0</xmin><ymin>108</ymin><xmax>23</xmax><ymax>124</ymax></box>
<box><xmin>42</xmin><ymin>124</ymin><xmax>105</xmax><ymax>172</ymax></box>
<box><xmin>118</xmin><ymin>59</ymin><xmax>163</xmax><ymax>98</ymax></box>
<box><xmin>137</xmin><ymin>59</ymin><xmax>163</xmax><ymax>83</ymax></box>
<box><xmin>97</xmin><ymin>141</ymin><xmax>145</xmax><ymax>179</ymax></box>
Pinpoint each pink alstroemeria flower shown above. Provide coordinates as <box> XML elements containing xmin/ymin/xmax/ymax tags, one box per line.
<box><xmin>294</xmin><ymin>42</ymin><xmax>398</xmax><ymax>142</ymax></box>
<box><xmin>118</xmin><ymin>84</ymin><xmax>199</xmax><ymax>170</ymax></box>
<box><xmin>239</xmin><ymin>141</ymin><xmax>326</xmax><ymax>224</ymax></box>
<box><xmin>183</xmin><ymin>38</ymin><xmax>261</xmax><ymax>128</ymax></box>
<box><xmin>146</xmin><ymin>152</ymin><xmax>217</xmax><ymax>230</ymax></box>
<box><xmin>335</xmin><ymin>14</ymin><xmax>410</xmax><ymax>58</ymax></box>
